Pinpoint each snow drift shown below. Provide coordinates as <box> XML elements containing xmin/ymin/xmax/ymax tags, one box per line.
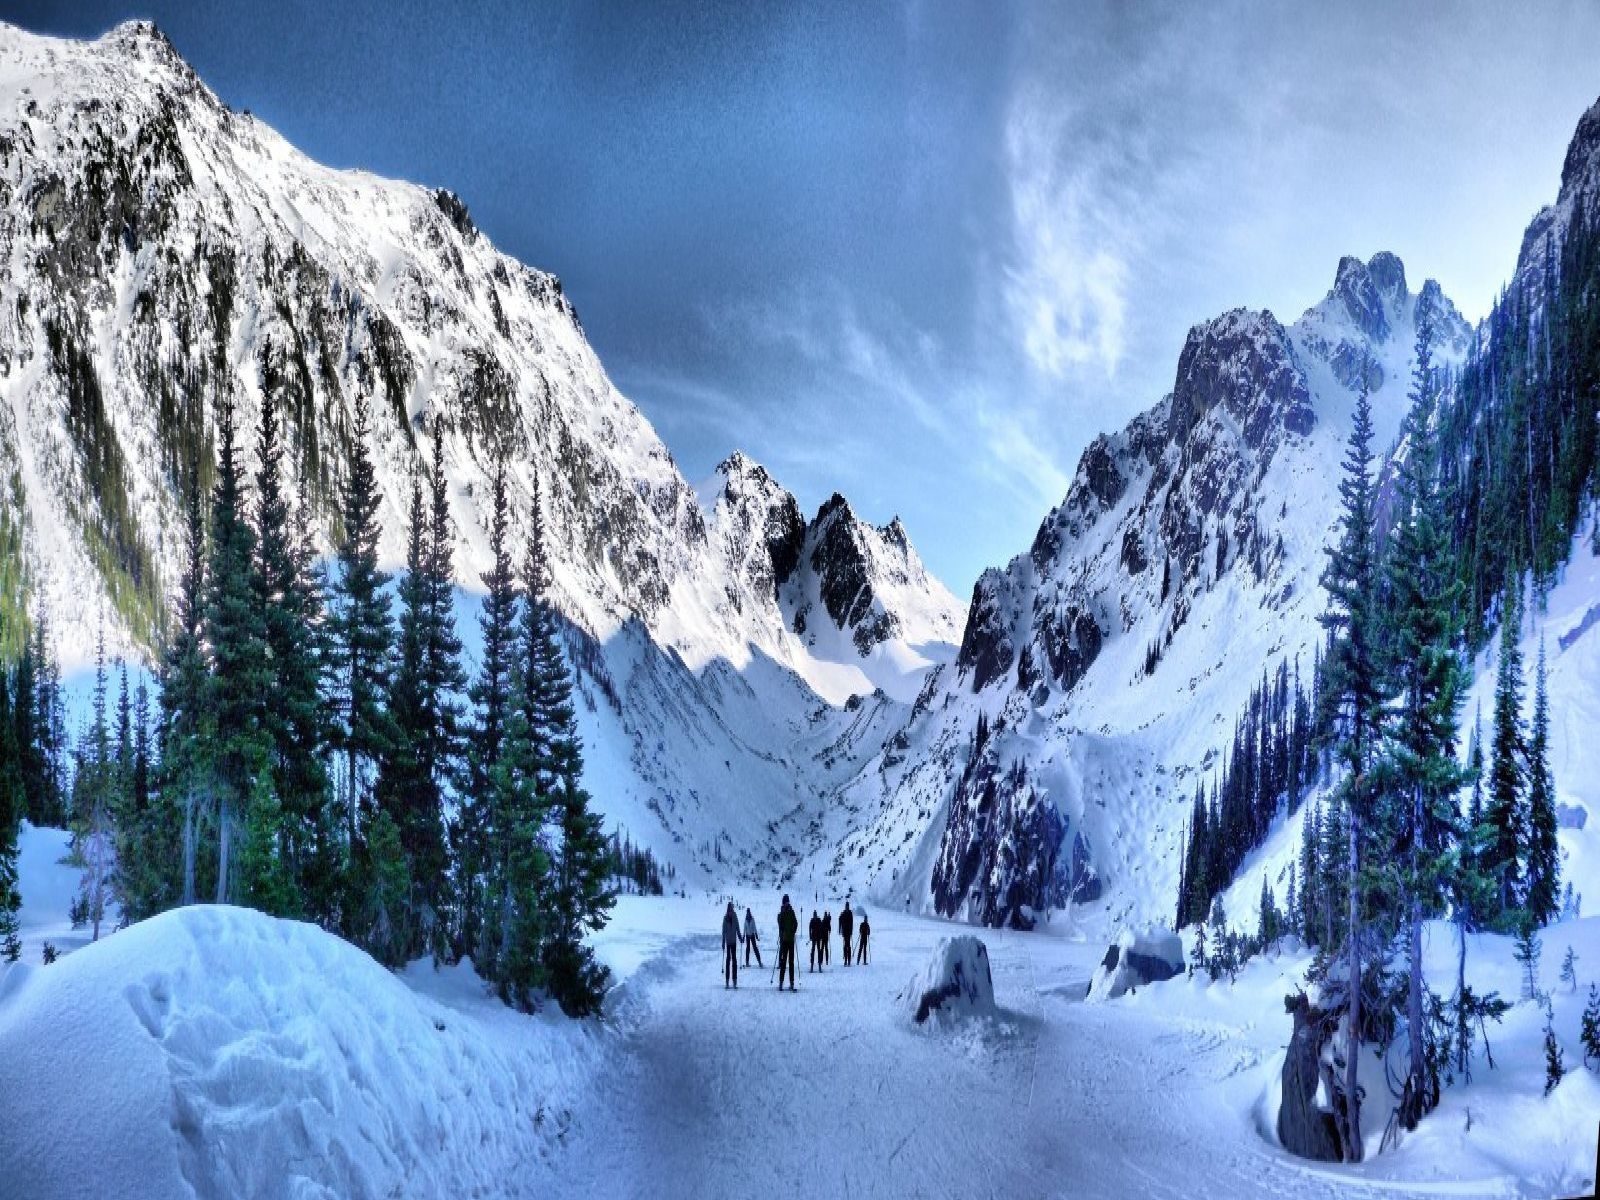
<box><xmin>1087</xmin><ymin>927</ymin><xmax>1184</xmax><ymax>1002</ymax></box>
<box><xmin>0</xmin><ymin>905</ymin><xmax>587</xmax><ymax>1200</ymax></box>
<box><xmin>900</xmin><ymin>935</ymin><xmax>996</xmax><ymax>1024</ymax></box>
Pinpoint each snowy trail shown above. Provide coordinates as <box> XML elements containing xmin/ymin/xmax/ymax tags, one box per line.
<box><xmin>555</xmin><ymin>901</ymin><xmax>1478</xmax><ymax>1200</ymax></box>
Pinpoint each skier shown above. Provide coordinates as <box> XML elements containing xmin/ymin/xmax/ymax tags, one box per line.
<box><xmin>822</xmin><ymin>909</ymin><xmax>833</xmax><ymax>965</ymax></box>
<box><xmin>743</xmin><ymin>907</ymin><xmax>762</xmax><ymax>967</ymax></box>
<box><xmin>721</xmin><ymin>901</ymin><xmax>742</xmax><ymax>988</ymax></box>
<box><xmin>809</xmin><ymin>910</ymin><xmax>823</xmax><ymax>972</ymax></box>
<box><xmin>839</xmin><ymin>902</ymin><xmax>855</xmax><ymax>965</ymax></box>
<box><xmin>776</xmin><ymin>895</ymin><xmax>799</xmax><ymax>991</ymax></box>
<box><xmin>858</xmin><ymin>912</ymin><xmax>870</xmax><ymax>965</ymax></box>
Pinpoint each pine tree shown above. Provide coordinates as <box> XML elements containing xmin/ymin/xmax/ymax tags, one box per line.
<box><xmin>1514</xmin><ymin>920</ymin><xmax>1542</xmax><ymax>1002</ymax></box>
<box><xmin>1581</xmin><ymin>984</ymin><xmax>1600</xmax><ymax>1069</ymax></box>
<box><xmin>1485</xmin><ymin>578</ymin><xmax>1526</xmax><ymax>924</ymax></box>
<box><xmin>329</xmin><ymin>392</ymin><xmax>395</xmax><ymax>935</ymax></box>
<box><xmin>1544</xmin><ymin>1003</ymin><xmax>1566</xmax><ymax>1095</ymax></box>
<box><xmin>1561</xmin><ymin>946</ymin><xmax>1578</xmax><ymax>994</ymax></box>
<box><xmin>375</xmin><ymin>432</ymin><xmax>464</xmax><ymax>962</ymax></box>
<box><xmin>1382</xmin><ymin>321</ymin><xmax>1470</xmax><ymax>1132</ymax></box>
<box><xmin>459</xmin><ymin>454</ymin><xmax>519</xmax><ymax>963</ymax></box>
<box><xmin>1452</xmin><ymin>711</ymin><xmax>1497</xmax><ymax>1075</ymax></box>
<box><xmin>522</xmin><ymin>483</ymin><xmax>612</xmax><ymax>1015</ymax></box>
<box><xmin>251</xmin><ymin>385</ymin><xmax>330</xmax><ymax>918</ymax></box>
<box><xmin>72</xmin><ymin>623</ymin><xmax>116</xmax><ymax>940</ymax></box>
<box><xmin>1317</xmin><ymin>374</ymin><xmax>1384</xmax><ymax>1161</ymax></box>
<box><xmin>0</xmin><ymin>665</ymin><xmax>24</xmax><ymax>962</ymax></box>
<box><xmin>204</xmin><ymin>393</ymin><xmax>272</xmax><ymax>904</ymax></box>
<box><xmin>159</xmin><ymin>472</ymin><xmax>211</xmax><ymax>907</ymax></box>
<box><xmin>1524</xmin><ymin>635</ymin><xmax>1559</xmax><ymax>926</ymax></box>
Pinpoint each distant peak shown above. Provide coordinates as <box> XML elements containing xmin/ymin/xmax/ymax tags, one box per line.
<box><xmin>1366</xmin><ymin>251</ymin><xmax>1407</xmax><ymax>300</ymax></box>
<box><xmin>1560</xmin><ymin>94</ymin><xmax>1600</xmax><ymax>201</ymax></box>
<box><xmin>103</xmin><ymin>19</ymin><xmax>180</xmax><ymax>61</ymax></box>
<box><xmin>816</xmin><ymin>492</ymin><xmax>854</xmax><ymax>524</ymax></box>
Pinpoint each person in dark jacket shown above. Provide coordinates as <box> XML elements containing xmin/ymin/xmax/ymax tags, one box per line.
<box><xmin>822</xmin><ymin>910</ymin><xmax>833</xmax><ymax>965</ymax></box>
<box><xmin>743</xmin><ymin>907</ymin><xmax>762</xmax><ymax>967</ymax></box>
<box><xmin>858</xmin><ymin>912</ymin><xmax>870</xmax><ymax>964</ymax></box>
<box><xmin>808</xmin><ymin>911</ymin><xmax>823</xmax><ymax>972</ymax></box>
<box><xmin>776</xmin><ymin>895</ymin><xmax>799</xmax><ymax>990</ymax></box>
<box><xmin>839</xmin><ymin>902</ymin><xmax>855</xmax><ymax>965</ymax></box>
<box><xmin>721</xmin><ymin>901</ymin><xmax>742</xmax><ymax>988</ymax></box>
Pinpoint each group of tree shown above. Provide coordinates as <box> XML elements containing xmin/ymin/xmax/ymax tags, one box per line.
<box><xmin>2</xmin><ymin>383</ymin><xmax>620</xmax><ymax>1017</ymax></box>
<box><xmin>0</xmin><ymin>616</ymin><xmax>69</xmax><ymax>961</ymax></box>
<box><xmin>1176</xmin><ymin>656</ymin><xmax>1320</xmax><ymax>929</ymax></box>
<box><xmin>1178</xmin><ymin>296</ymin><xmax>1591</xmax><ymax>1158</ymax></box>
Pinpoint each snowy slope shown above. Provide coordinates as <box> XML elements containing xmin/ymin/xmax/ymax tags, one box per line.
<box><xmin>0</xmin><ymin>21</ymin><xmax>964</xmax><ymax>882</ymax></box>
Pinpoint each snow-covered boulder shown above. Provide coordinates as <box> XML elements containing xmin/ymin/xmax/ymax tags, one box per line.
<box><xmin>900</xmin><ymin>936</ymin><xmax>996</xmax><ymax>1024</ymax></box>
<box><xmin>1087</xmin><ymin>926</ymin><xmax>1184</xmax><ymax>1001</ymax></box>
<box><xmin>0</xmin><ymin>905</ymin><xmax>582</xmax><ymax>1200</ymax></box>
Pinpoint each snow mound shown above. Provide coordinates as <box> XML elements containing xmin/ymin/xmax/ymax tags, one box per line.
<box><xmin>1087</xmin><ymin>926</ymin><xmax>1184</xmax><ymax>1002</ymax></box>
<box><xmin>0</xmin><ymin>905</ymin><xmax>578</xmax><ymax>1200</ymax></box>
<box><xmin>900</xmin><ymin>935</ymin><xmax>996</xmax><ymax>1024</ymax></box>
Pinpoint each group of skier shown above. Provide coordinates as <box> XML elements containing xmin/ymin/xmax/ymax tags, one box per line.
<box><xmin>719</xmin><ymin>895</ymin><xmax>870</xmax><ymax>990</ymax></box>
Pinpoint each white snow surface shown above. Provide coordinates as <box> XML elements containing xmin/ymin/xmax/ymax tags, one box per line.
<box><xmin>5</xmin><ymin>871</ymin><xmax>1598</xmax><ymax>1198</ymax></box>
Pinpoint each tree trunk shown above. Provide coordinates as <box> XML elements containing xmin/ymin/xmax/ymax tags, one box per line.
<box><xmin>181</xmin><ymin>789</ymin><xmax>196</xmax><ymax>907</ymax></box>
<box><xmin>1343</xmin><ymin>810</ymin><xmax>1363</xmax><ymax>1162</ymax></box>
<box><xmin>215</xmin><ymin>796</ymin><xmax>231</xmax><ymax>905</ymax></box>
<box><xmin>1455</xmin><ymin>918</ymin><xmax>1468</xmax><ymax>1076</ymax></box>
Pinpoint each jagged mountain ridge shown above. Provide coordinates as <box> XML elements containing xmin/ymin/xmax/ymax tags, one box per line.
<box><xmin>0</xmin><ymin>20</ymin><xmax>964</xmax><ymax>881</ymax></box>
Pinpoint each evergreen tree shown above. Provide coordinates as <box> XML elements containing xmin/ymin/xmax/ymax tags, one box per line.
<box><xmin>1524</xmin><ymin>635</ymin><xmax>1559</xmax><ymax>926</ymax></box>
<box><xmin>1582</xmin><ymin>984</ymin><xmax>1600</xmax><ymax>1069</ymax></box>
<box><xmin>1380</xmin><ymin>322</ymin><xmax>1469</xmax><ymax>1132</ymax></box>
<box><xmin>1317</xmin><ymin>375</ymin><xmax>1384</xmax><ymax>1161</ymax></box>
<box><xmin>72</xmin><ymin>623</ymin><xmax>116</xmax><ymax>940</ymax></box>
<box><xmin>1485</xmin><ymin>578</ymin><xmax>1526</xmax><ymax>924</ymax></box>
<box><xmin>329</xmin><ymin>392</ymin><xmax>395</xmax><ymax>936</ymax></box>
<box><xmin>375</xmin><ymin>432</ymin><xmax>464</xmax><ymax>961</ymax></box>
<box><xmin>1452</xmin><ymin>711</ymin><xmax>1498</xmax><ymax>1076</ymax></box>
<box><xmin>1560</xmin><ymin>946</ymin><xmax>1578</xmax><ymax>994</ymax></box>
<box><xmin>458</xmin><ymin>455</ymin><xmax>518</xmax><ymax>962</ymax></box>
<box><xmin>251</xmin><ymin>385</ymin><xmax>330</xmax><ymax>918</ymax></box>
<box><xmin>0</xmin><ymin>666</ymin><xmax>23</xmax><ymax>962</ymax></box>
<box><xmin>159</xmin><ymin>472</ymin><xmax>212</xmax><ymax>907</ymax></box>
<box><xmin>203</xmin><ymin>393</ymin><xmax>272</xmax><ymax>905</ymax></box>
<box><xmin>1544</xmin><ymin>1003</ymin><xmax>1566</xmax><ymax>1095</ymax></box>
<box><xmin>522</xmin><ymin>484</ymin><xmax>613</xmax><ymax>1015</ymax></box>
<box><xmin>1514</xmin><ymin>920</ymin><xmax>1542</xmax><ymax>1002</ymax></box>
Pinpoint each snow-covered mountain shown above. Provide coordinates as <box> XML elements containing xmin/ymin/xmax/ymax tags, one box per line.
<box><xmin>817</xmin><ymin>92</ymin><xmax>1600</xmax><ymax>933</ymax></box>
<box><xmin>815</xmin><ymin>251</ymin><xmax>1479</xmax><ymax>928</ymax></box>
<box><xmin>0</xmin><ymin>21</ymin><xmax>963</xmax><ymax>881</ymax></box>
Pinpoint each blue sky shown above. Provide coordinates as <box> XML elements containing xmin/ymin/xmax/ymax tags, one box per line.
<box><xmin>7</xmin><ymin>1</ymin><xmax>1600</xmax><ymax>595</ymax></box>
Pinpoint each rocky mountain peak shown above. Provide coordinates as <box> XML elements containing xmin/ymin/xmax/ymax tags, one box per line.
<box><xmin>1329</xmin><ymin>253</ymin><xmax>1405</xmax><ymax>341</ymax></box>
<box><xmin>1169</xmin><ymin>307</ymin><xmax>1313</xmax><ymax>448</ymax></box>
<box><xmin>1560</xmin><ymin>94</ymin><xmax>1600</xmax><ymax>202</ymax></box>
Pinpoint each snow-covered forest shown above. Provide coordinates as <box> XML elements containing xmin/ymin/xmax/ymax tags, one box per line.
<box><xmin>3</xmin><ymin>14</ymin><xmax>1600</xmax><ymax>1200</ymax></box>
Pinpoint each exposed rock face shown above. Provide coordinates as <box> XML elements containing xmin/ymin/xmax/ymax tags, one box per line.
<box><xmin>1277</xmin><ymin>994</ymin><xmax>1343</xmax><ymax>1163</ymax></box>
<box><xmin>930</xmin><ymin>737</ymin><xmax>1067</xmax><ymax>929</ymax></box>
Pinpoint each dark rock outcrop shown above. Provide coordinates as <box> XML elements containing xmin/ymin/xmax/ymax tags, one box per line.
<box><xmin>930</xmin><ymin>748</ymin><xmax>1065</xmax><ymax>929</ymax></box>
<box><xmin>1277</xmin><ymin>994</ymin><xmax>1343</xmax><ymax>1163</ymax></box>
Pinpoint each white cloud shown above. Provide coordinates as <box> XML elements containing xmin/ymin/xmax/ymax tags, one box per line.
<box><xmin>1002</xmin><ymin>97</ymin><xmax>1132</xmax><ymax>380</ymax></box>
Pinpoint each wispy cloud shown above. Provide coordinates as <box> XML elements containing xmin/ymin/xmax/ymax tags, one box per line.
<box><xmin>1002</xmin><ymin>94</ymin><xmax>1133</xmax><ymax>381</ymax></box>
